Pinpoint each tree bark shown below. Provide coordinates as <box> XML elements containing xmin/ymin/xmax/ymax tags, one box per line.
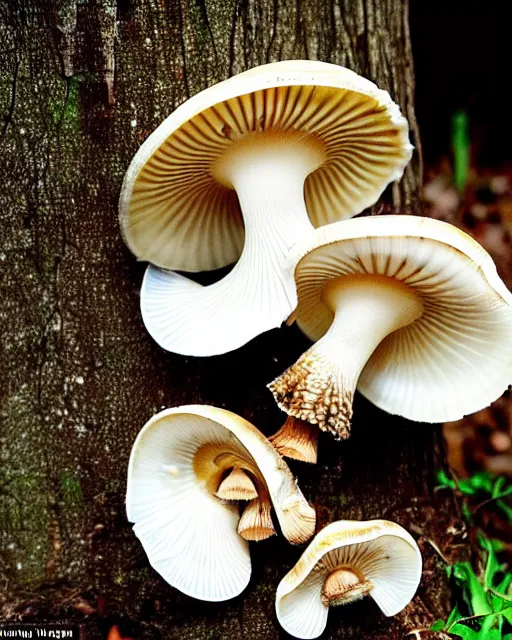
<box><xmin>0</xmin><ymin>1</ymin><xmax>463</xmax><ymax>638</ymax></box>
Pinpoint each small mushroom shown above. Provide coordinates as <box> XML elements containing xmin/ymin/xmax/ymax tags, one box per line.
<box><xmin>215</xmin><ymin>465</ymin><xmax>258</xmax><ymax>501</ymax></box>
<box><xmin>275</xmin><ymin>519</ymin><xmax>422</xmax><ymax>639</ymax></box>
<box><xmin>270</xmin><ymin>416</ymin><xmax>319</xmax><ymax>464</ymax></box>
<box><xmin>269</xmin><ymin>215</ymin><xmax>512</xmax><ymax>446</ymax></box>
<box><xmin>126</xmin><ymin>405</ymin><xmax>315</xmax><ymax>601</ymax></box>
<box><xmin>119</xmin><ymin>60</ymin><xmax>412</xmax><ymax>356</ymax></box>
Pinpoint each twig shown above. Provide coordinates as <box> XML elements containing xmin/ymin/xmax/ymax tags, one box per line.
<box><xmin>404</xmin><ymin>629</ymin><xmax>450</xmax><ymax>639</ymax></box>
<box><xmin>425</xmin><ymin>537</ymin><xmax>451</xmax><ymax>566</ymax></box>
<box><xmin>473</xmin><ymin>491</ymin><xmax>512</xmax><ymax>515</ymax></box>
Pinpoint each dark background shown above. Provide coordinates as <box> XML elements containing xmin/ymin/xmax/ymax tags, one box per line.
<box><xmin>411</xmin><ymin>0</ymin><xmax>510</xmax><ymax>168</ymax></box>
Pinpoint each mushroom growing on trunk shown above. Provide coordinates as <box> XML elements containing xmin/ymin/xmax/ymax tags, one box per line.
<box><xmin>119</xmin><ymin>60</ymin><xmax>412</xmax><ymax>356</ymax></box>
<box><xmin>275</xmin><ymin>520</ymin><xmax>422</xmax><ymax>639</ymax></box>
<box><xmin>269</xmin><ymin>215</ymin><xmax>512</xmax><ymax>455</ymax></box>
<box><xmin>126</xmin><ymin>405</ymin><xmax>316</xmax><ymax>601</ymax></box>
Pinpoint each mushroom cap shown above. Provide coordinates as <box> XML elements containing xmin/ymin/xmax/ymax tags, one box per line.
<box><xmin>275</xmin><ymin>519</ymin><xmax>422</xmax><ymax>639</ymax></box>
<box><xmin>289</xmin><ymin>215</ymin><xmax>512</xmax><ymax>423</ymax></box>
<box><xmin>126</xmin><ymin>405</ymin><xmax>315</xmax><ymax>601</ymax></box>
<box><xmin>119</xmin><ymin>60</ymin><xmax>412</xmax><ymax>272</ymax></box>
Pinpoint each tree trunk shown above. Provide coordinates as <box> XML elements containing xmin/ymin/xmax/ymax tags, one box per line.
<box><xmin>0</xmin><ymin>1</ymin><xmax>464</xmax><ymax>638</ymax></box>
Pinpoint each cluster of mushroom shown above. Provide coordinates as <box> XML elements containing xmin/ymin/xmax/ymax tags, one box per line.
<box><xmin>121</xmin><ymin>60</ymin><xmax>512</xmax><ymax>638</ymax></box>
<box><xmin>126</xmin><ymin>406</ymin><xmax>316</xmax><ymax>601</ymax></box>
<box><xmin>126</xmin><ymin>405</ymin><xmax>422</xmax><ymax>638</ymax></box>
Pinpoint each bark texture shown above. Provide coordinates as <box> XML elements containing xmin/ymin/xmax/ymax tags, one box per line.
<box><xmin>1</xmin><ymin>1</ymin><xmax>462</xmax><ymax>638</ymax></box>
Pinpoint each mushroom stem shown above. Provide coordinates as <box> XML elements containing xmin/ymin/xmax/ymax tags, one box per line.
<box><xmin>321</xmin><ymin>566</ymin><xmax>374</xmax><ymax>606</ymax></box>
<box><xmin>276</xmin><ymin>492</ymin><xmax>317</xmax><ymax>545</ymax></box>
<box><xmin>269</xmin><ymin>274</ymin><xmax>423</xmax><ymax>438</ymax></box>
<box><xmin>238</xmin><ymin>496</ymin><xmax>276</xmax><ymax>541</ymax></box>
<box><xmin>215</xmin><ymin>466</ymin><xmax>259</xmax><ymax>501</ymax></box>
<box><xmin>141</xmin><ymin>133</ymin><xmax>325</xmax><ymax>357</ymax></box>
<box><xmin>270</xmin><ymin>416</ymin><xmax>319</xmax><ymax>463</ymax></box>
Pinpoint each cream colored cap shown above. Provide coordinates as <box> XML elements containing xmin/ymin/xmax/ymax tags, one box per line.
<box><xmin>119</xmin><ymin>60</ymin><xmax>412</xmax><ymax>272</ymax></box>
<box><xmin>276</xmin><ymin>519</ymin><xmax>422</xmax><ymax>639</ymax></box>
<box><xmin>290</xmin><ymin>215</ymin><xmax>512</xmax><ymax>423</ymax></box>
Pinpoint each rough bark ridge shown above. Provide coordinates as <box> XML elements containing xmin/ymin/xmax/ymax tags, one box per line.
<box><xmin>1</xmin><ymin>1</ymin><xmax>461</xmax><ymax>638</ymax></box>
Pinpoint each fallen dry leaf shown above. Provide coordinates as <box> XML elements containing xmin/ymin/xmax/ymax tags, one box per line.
<box><xmin>107</xmin><ymin>625</ymin><xmax>133</xmax><ymax>640</ymax></box>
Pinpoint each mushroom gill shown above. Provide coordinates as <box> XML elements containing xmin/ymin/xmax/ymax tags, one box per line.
<box><xmin>275</xmin><ymin>520</ymin><xmax>422</xmax><ymax>639</ymax></box>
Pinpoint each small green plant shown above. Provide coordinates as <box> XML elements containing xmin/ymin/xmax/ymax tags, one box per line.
<box><xmin>451</xmin><ymin>109</ymin><xmax>470</xmax><ymax>194</ymax></box>
<box><xmin>436</xmin><ymin>470</ymin><xmax>512</xmax><ymax>521</ymax></box>
<box><xmin>430</xmin><ymin>471</ymin><xmax>512</xmax><ymax>638</ymax></box>
<box><xmin>430</xmin><ymin>535</ymin><xmax>512</xmax><ymax>639</ymax></box>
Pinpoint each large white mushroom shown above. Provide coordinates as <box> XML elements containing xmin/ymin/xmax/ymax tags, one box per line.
<box><xmin>119</xmin><ymin>60</ymin><xmax>412</xmax><ymax>356</ymax></box>
<box><xmin>126</xmin><ymin>405</ymin><xmax>316</xmax><ymax>601</ymax></box>
<box><xmin>269</xmin><ymin>215</ymin><xmax>512</xmax><ymax>453</ymax></box>
<box><xmin>275</xmin><ymin>519</ymin><xmax>422</xmax><ymax>639</ymax></box>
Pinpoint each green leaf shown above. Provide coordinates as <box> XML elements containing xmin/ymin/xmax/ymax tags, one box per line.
<box><xmin>496</xmin><ymin>499</ymin><xmax>512</xmax><ymax>522</ymax></box>
<box><xmin>468</xmin><ymin>471</ymin><xmax>494</xmax><ymax>493</ymax></box>
<box><xmin>496</xmin><ymin>572</ymin><xmax>512</xmax><ymax>595</ymax></box>
<box><xmin>446</xmin><ymin>604</ymin><xmax>463</xmax><ymax>628</ymax></box>
<box><xmin>437</xmin><ymin>469</ymin><xmax>456</xmax><ymax>490</ymax></box>
<box><xmin>459</xmin><ymin>478</ymin><xmax>479</xmax><ymax>496</ymax></box>
<box><xmin>482</xmin><ymin>630</ymin><xmax>505</xmax><ymax>640</ymax></box>
<box><xmin>491</xmin><ymin>539</ymin><xmax>506</xmax><ymax>554</ymax></box>
<box><xmin>451</xmin><ymin>109</ymin><xmax>470</xmax><ymax>193</ymax></box>
<box><xmin>502</xmin><ymin>606</ymin><xmax>512</xmax><ymax>624</ymax></box>
<box><xmin>492</xmin><ymin>477</ymin><xmax>506</xmax><ymax>498</ymax></box>
<box><xmin>449</xmin><ymin>622</ymin><xmax>479</xmax><ymax>639</ymax></box>
<box><xmin>430</xmin><ymin>619</ymin><xmax>446</xmax><ymax>631</ymax></box>
<box><xmin>482</xmin><ymin>606</ymin><xmax>512</xmax><ymax>640</ymax></box>
<box><xmin>481</xmin><ymin>609</ymin><xmax>512</xmax><ymax>629</ymax></box>
<box><xmin>481</xmin><ymin>535</ymin><xmax>501</xmax><ymax>588</ymax></box>
<box><xmin>490</xmin><ymin>592</ymin><xmax>507</xmax><ymax>613</ymax></box>
<box><xmin>453</xmin><ymin>562</ymin><xmax>492</xmax><ymax>616</ymax></box>
<box><xmin>449</xmin><ymin>611</ymin><xmax>512</xmax><ymax>639</ymax></box>
<box><xmin>481</xmin><ymin>611</ymin><xmax>500</xmax><ymax>633</ymax></box>
<box><xmin>462</xmin><ymin>502</ymin><xmax>473</xmax><ymax>521</ymax></box>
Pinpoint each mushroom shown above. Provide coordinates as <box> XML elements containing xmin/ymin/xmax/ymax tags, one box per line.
<box><xmin>269</xmin><ymin>215</ymin><xmax>512</xmax><ymax>448</ymax></box>
<box><xmin>126</xmin><ymin>404</ymin><xmax>316</xmax><ymax>601</ymax></box>
<box><xmin>119</xmin><ymin>60</ymin><xmax>412</xmax><ymax>356</ymax></box>
<box><xmin>269</xmin><ymin>415</ymin><xmax>319</xmax><ymax>464</ymax></box>
<box><xmin>275</xmin><ymin>519</ymin><xmax>422</xmax><ymax>639</ymax></box>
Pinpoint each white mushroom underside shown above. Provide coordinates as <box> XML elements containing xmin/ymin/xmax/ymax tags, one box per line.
<box><xmin>127</xmin><ymin>406</ymin><xmax>316</xmax><ymax>600</ymax></box>
<box><xmin>141</xmin><ymin>136</ymin><xmax>318</xmax><ymax>356</ymax></box>
<box><xmin>276</xmin><ymin>535</ymin><xmax>420</xmax><ymax>639</ymax></box>
<box><xmin>127</xmin><ymin>415</ymin><xmax>252</xmax><ymax>601</ymax></box>
<box><xmin>296</xmin><ymin>233</ymin><xmax>512</xmax><ymax>423</ymax></box>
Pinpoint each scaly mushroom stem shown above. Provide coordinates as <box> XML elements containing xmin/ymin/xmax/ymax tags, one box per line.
<box><xmin>270</xmin><ymin>416</ymin><xmax>319</xmax><ymax>463</ymax></box>
<box><xmin>142</xmin><ymin>132</ymin><xmax>325</xmax><ymax>357</ymax></box>
<box><xmin>269</xmin><ymin>274</ymin><xmax>423</xmax><ymax>438</ymax></box>
<box><xmin>321</xmin><ymin>566</ymin><xmax>374</xmax><ymax>606</ymax></box>
<box><xmin>215</xmin><ymin>466</ymin><xmax>258</xmax><ymax>501</ymax></box>
<box><xmin>238</xmin><ymin>496</ymin><xmax>276</xmax><ymax>541</ymax></box>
